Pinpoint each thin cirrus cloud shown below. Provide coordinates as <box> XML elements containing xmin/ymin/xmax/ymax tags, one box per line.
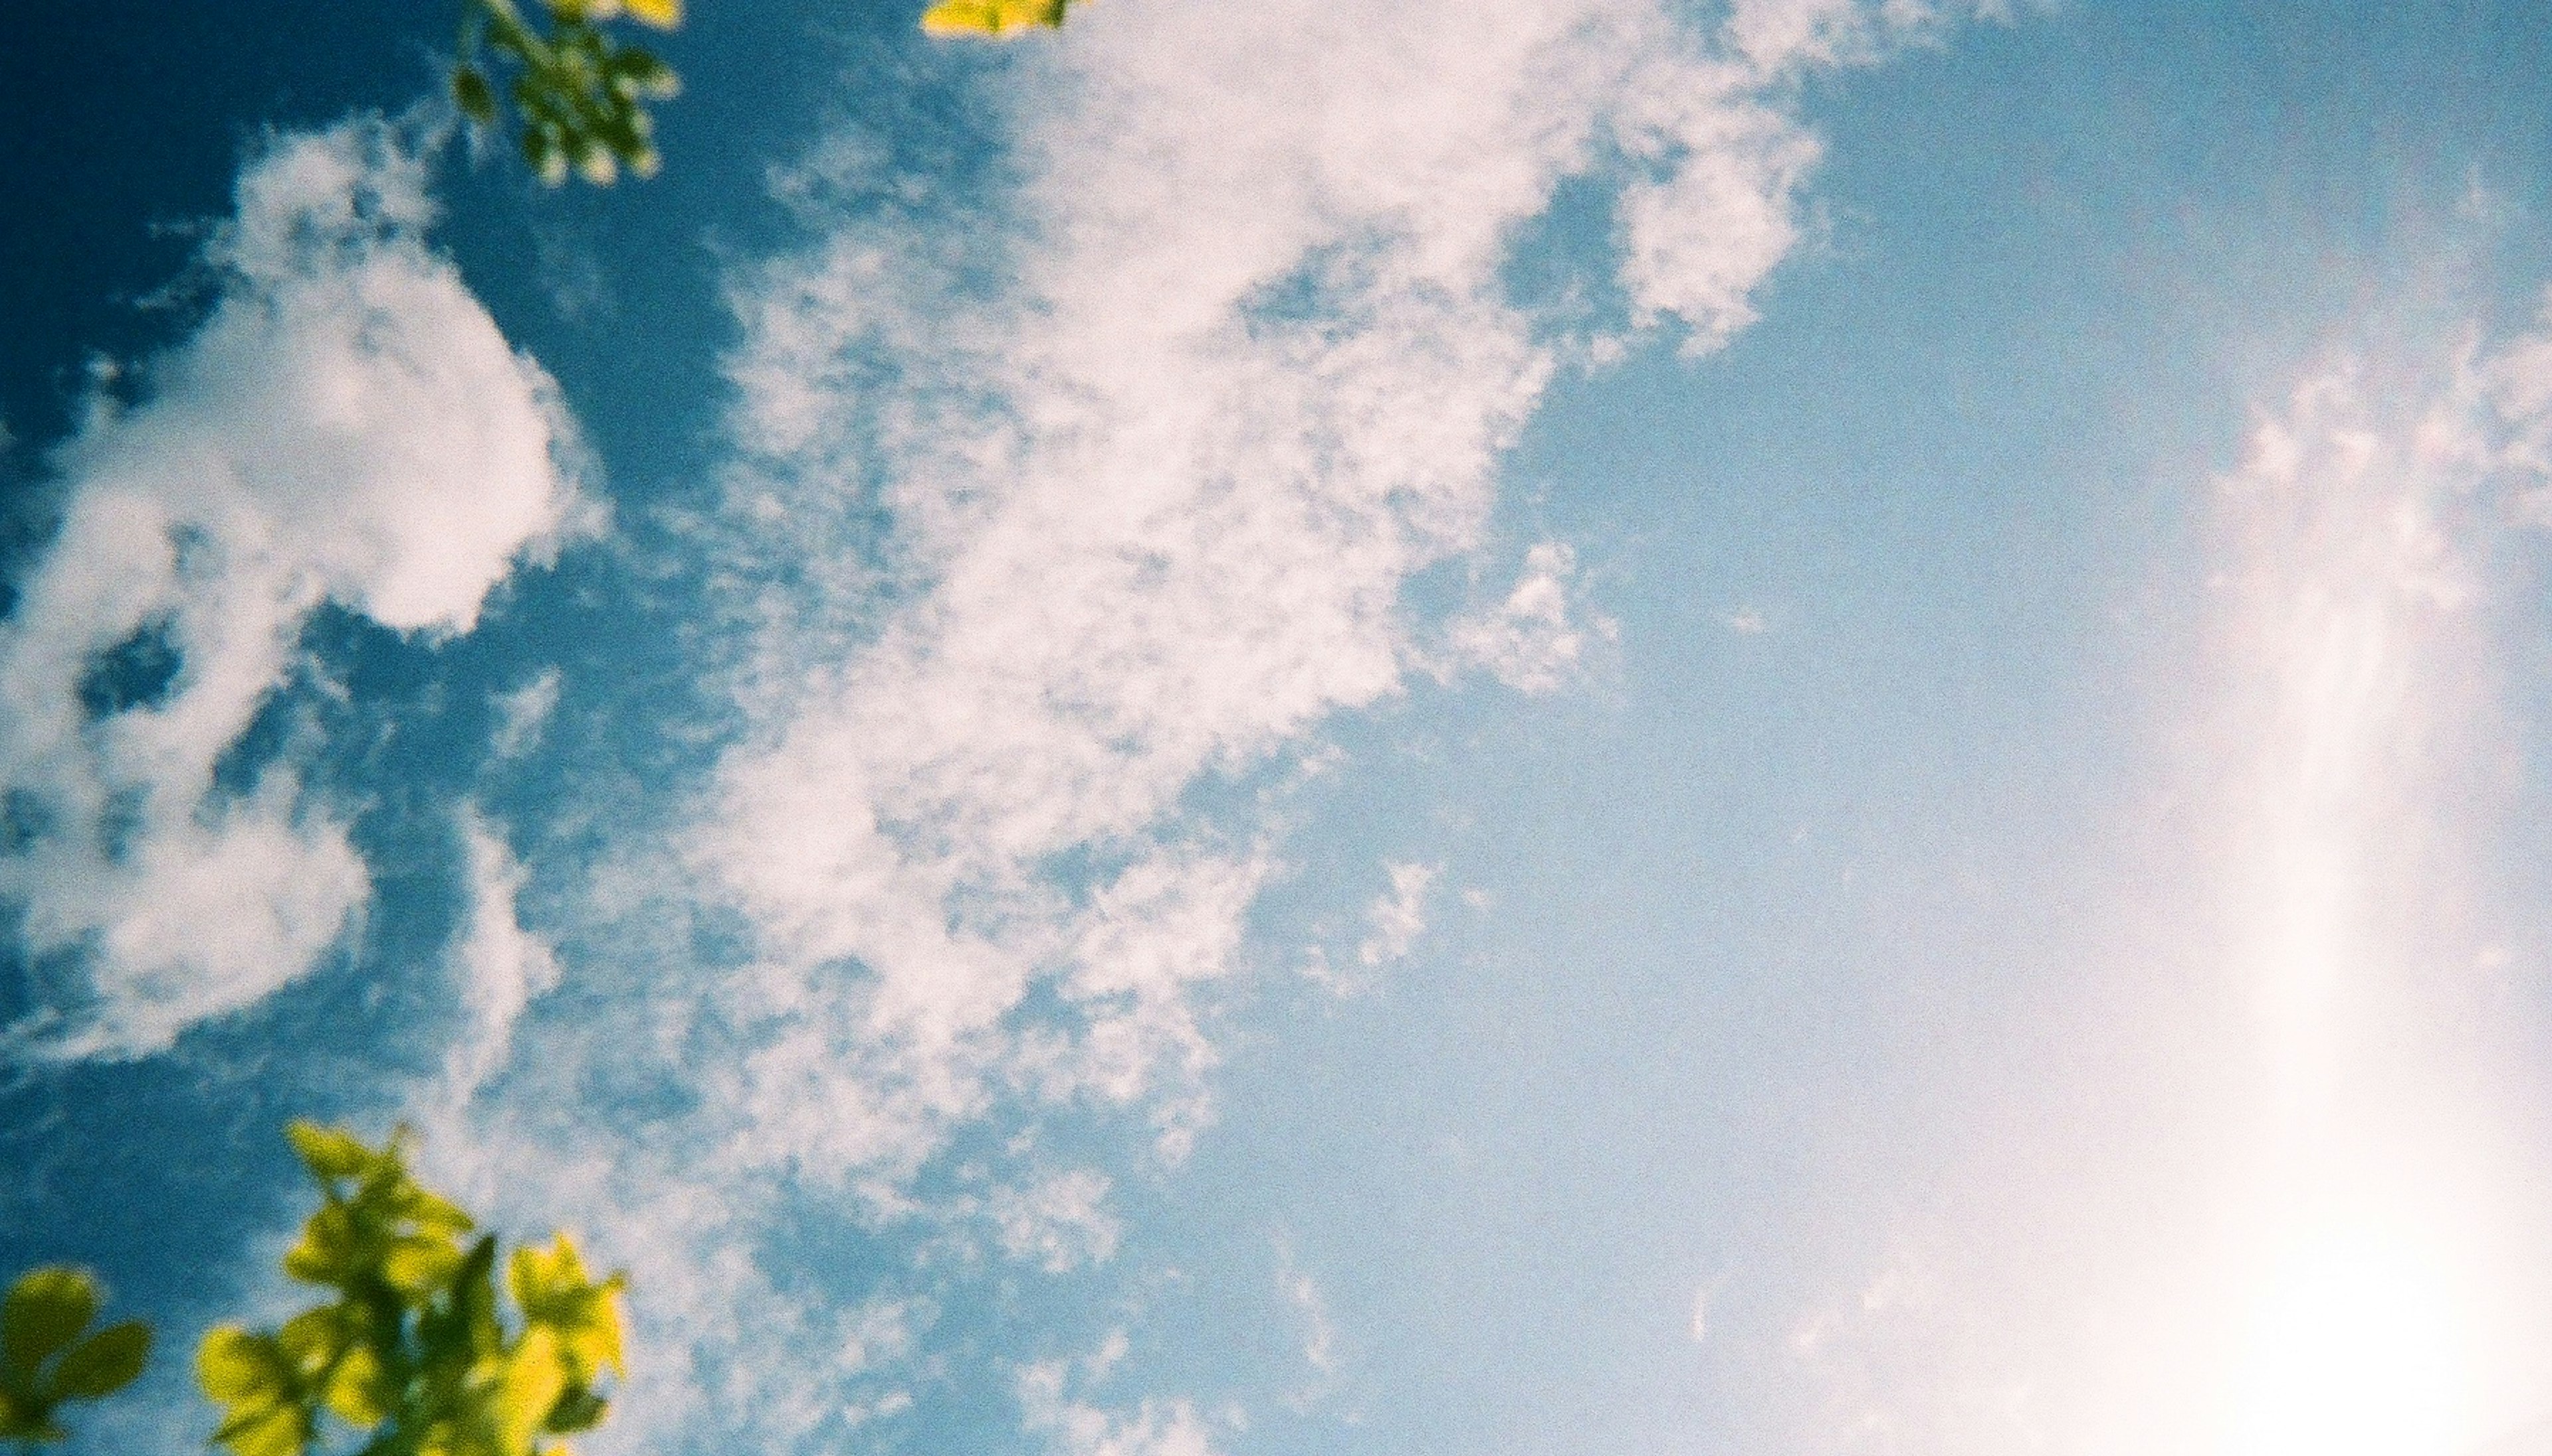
<box><xmin>691</xmin><ymin>0</ymin><xmax>1986</xmax><ymax>1193</ymax></box>
<box><xmin>0</xmin><ymin>119</ymin><xmax>587</xmax><ymax>1062</ymax></box>
<box><xmin>435</xmin><ymin>0</ymin><xmax>2008</xmax><ymax>1449</ymax></box>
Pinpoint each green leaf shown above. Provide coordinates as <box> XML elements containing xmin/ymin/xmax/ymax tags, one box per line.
<box><xmin>510</xmin><ymin>1237</ymin><xmax>625</xmax><ymax>1380</ymax></box>
<box><xmin>383</xmin><ymin>1236</ymin><xmax>465</xmax><ymax>1299</ymax></box>
<box><xmin>212</xmin><ymin>1401</ymin><xmax>310</xmax><ymax>1456</ymax></box>
<box><xmin>0</xmin><ymin>1386</ymin><xmax>67</xmax><ymax>1443</ymax></box>
<box><xmin>49</xmin><ymin>1322</ymin><xmax>148</xmax><ymax>1400</ymax></box>
<box><xmin>454</xmin><ymin>66</ymin><xmax>498</xmax><ymax>125</ymax></box>
<box><xmin>542</xmin><ymin>1384</ymin><xmax>607</xmax><ymax>1435</ymax></box>
<box><xmin>3</xmin><ymin>1269</ymin><xmax>98</xmax><ymax>1382</ymax></box>
<box><xmin>317</xmin><ymin>1342</ymin><xmax>392</xmax><ymax>1429</ymax></box>
<box><xmin>281</xmin><ymin>1205</ymin><xmax>360</xmax><ymax>1289</ymax></box>
<box><xmin>494</xmin><ymin>1327</ymin><xmax>568</xmax><ymax>1456</ymax></box>
<box><xmin>286</xmin><ymin>1123</ymin><xmax>376</xmax><ymax>1183</ymax></box>
<box><xmin>197</xmin><ymin>1328</ymin><xmax>293</xmax><ymax>1407</ymax></box>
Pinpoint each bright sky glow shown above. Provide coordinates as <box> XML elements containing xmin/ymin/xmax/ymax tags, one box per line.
<box><xmin>2228</xmin><ymin>1217</ymin><xmax>2469</xmax><ymax>1456</ymax></box>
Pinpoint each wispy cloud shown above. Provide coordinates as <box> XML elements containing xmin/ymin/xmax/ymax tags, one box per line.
<box><xmin>1442</xmin><ymin>542</ymin><xmax>1617</xmax><ymax>693</ymax></box>
<box><xmin>0</xmin><ymin>118</ymin><xmax>587</xmax><ymax>1060</ymax></box>
<box><xmin>441</xmin><ymin>0</ymin><xmax>1994</xmax><ymax>1443</ymax></box>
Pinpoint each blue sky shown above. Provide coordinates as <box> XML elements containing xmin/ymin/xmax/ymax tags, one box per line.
<box><xmin>9</xmin><ymin>3</ymin><xmax>2552</xmax><ymax>1455</ymax></box>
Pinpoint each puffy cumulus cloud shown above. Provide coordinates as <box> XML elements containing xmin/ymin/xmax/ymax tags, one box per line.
<box><xmin>0</xmin><ymin>118</ymin><xmax>587</xmax><ymax>1060</ymax></box>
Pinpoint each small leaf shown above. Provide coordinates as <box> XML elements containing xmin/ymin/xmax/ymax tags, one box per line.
<box><xmin>318</xmin><ymin>1342</ymin><xmax>393</xmax><ymax>1429</ymax></box>
<box><xmin>49</xmin><ymin>1322</ymin><xmax>148</xmax><ymax>1400</ymax></box>
<box><xmin>622</xmin><ymin>0</ymin><xmax>682</xmax><ymax>27</ymax></box>
<box><xmin>282</xmin><ymin>1205</ymin><xmax>359</xmax><ymax>1288</ymax></box>
<box><xmin>496</xmin><ymin>1326</ymin><xmax>569</xmax><ymax>1456</ymax></box>
<box><xmin>605</xmin><ymin>50</ymin><xmax>679</xmax><ymax>99</ymax></box>
<box><xmin>197</xmin><ymin>1328</ymin><xmax>292</xmax><ymax>1407</ymax></box>
<box><xmin>285</xmin><ymin>1124</ymin><xmax>375</xmax><ymax>1183</ymax></box>
<box><xmin>3</xmin><ymin>1269</ymin><xmax>98</xmax><ymax>1381</ymax></box>
<box><xmin>453</xmin><ymin>66</ymin><xmax>498</xmax><ymax>124</ymax></box>
<box><xmin>542</xmin><ymin>1384</ymin><xmax>607</xmax><ymax>1435</ymax></box>
<box><xmin>383</xmin><ymin>1236</ymin><xmax>465</xmax><ymax>1298</ymax></box>
<box><xmin>212</xmin><ymin>1402</ymin><xmax>310</xmax><ymax>1456</ymax></box>
<box><xmin>920</xmin><ymin>0</ymin><xmax>1069</xmax><ymax>36</ymax></box>
<box><xmin>403</xmin><ymin>1190</ymin><xmax>477</xmax><ymax>1240</ymax></box>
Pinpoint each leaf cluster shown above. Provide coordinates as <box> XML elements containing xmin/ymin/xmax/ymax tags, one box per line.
<box><xmin>0</xmin><ymin>1268</ymin><xmax>152</xmax><ymax>1446</ymax></box>
<box><xmin>454</xmin><ymin>0</ymin><xmax>682</xmax><ymax>186</ymax></box>
<box><xmin>198</xmin><ymin>1124</ymin><xmax>627</xmax><ymax>1456</ymax></box>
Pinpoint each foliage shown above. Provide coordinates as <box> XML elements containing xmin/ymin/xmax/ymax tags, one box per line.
<box><xmin>453</xmin><ymin>0</ymin><xmax>683</xmax><ymax>186</ymax></box>
<box><xmin>918</xmin><ymin>0</ymin><xmax>1083</xmax><ymax>38</ymax></box>
<box><xmin>441</xmin><ymin>0</ymin><xmax>1089</xmax><ymax>186</ymax></box>
<box><xmin>195</xmin><ymin>1123</ymin><xmax>626</xmax><ymax>1456</ymax></box>
<box><xmin>0</xmin><ymin>1268</ymin><xmax>152</xmax><ymax>1446</ymax></box>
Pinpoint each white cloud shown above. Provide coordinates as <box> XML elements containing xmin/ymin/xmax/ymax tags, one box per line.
<box><xmin>1019</xmin><ymin>1357</ymin><xmax>1223</xmax><ymax>1456</ymax></box>
<box><xmin>431</xmin><ymin>0</ymin><xmax>1992</xmax><ymax>1443</ymax></box>
<box><xmin>436</xmin><ymin>807</ymin><xmax>564</xmax><ymax>1108</ymax></box>
<box><xmin>0</xmin><ymin>118</ymin><xmax>587</xmax><ymax>1060</ymax></box>
<box><xmin>990</xmin><ymin>1168</ymin><xmax>1123</xmax><ymax>1273</ymax></box>
<box><xmin>693</xmin><ymin>0</ymin><xmax>1963</xmax><ymax>1203</ymax></box>
<box><xmin>489</xmin><ymin>667</ymin><xmax>564</xmax><ymax>761</ymax></box>
<box><xmin>1357</xmin><ymin>861</ymin><xmax>1439</xmax><ymax>969</ymax></box>
<box><xmin>1442</xmin><ymin>542</ymin><xmax>1618</xmax><ymax>693</ymax></box>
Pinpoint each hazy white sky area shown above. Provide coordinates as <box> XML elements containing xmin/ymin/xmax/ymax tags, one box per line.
<box><xmin>7</xmin><ymin>3</ymin><xmax>2552</xmax><ymax>1455</ymax></box>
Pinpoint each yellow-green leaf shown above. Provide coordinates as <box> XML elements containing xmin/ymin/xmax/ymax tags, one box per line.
<box><xmin>622</xmin><ymin>0</ymin><xmax>683</xmax><ymax>29</ymax></box>
<box><xmin>3</xmin><ymin>1268</ymin><xmax>98</xmax><ymax>1380</ymax></box>
<box><xmin>509</xmin><ymin>1238</ymin><xmax>625</xmax><ymax>1380</ymax></box>
<box><xmin>384</xmin><ymin>1236</ymin><xmax>465</xmax><ymax>1298</ymax></box>
<box><xmin>919</xmin><ymin>0</ymin><xmax>1071</xmax><ymax>35</ymax></box>
<box><xmin>402</xmin><ymin>1190</ymin><xmax>477</xmax><ymax>1240</ymax></box>
<box><xmin>49</xmin><ymin>1322</ymin><xmax>149</xmax><ymax>1400</ymax></box>
<box><xmin>213</xmin><ymin>1401</ymin><xmax>311</xmax><ymax>1456</ymax></box>
<box><xmin>284</xmin><ymin>1205</ymin><xmax>354</xmax><ymax>1288</ymax></box>
<box><xmin>318</xmin><ymin>1342</ymin><xmax>393</xmax><ymax>1429</ymax></box>
<box><xmin>286</xmin><ymin>1123</ymin><xmax>377</xmax><ymax>1183</ymax></box>
<box><xmin>494</xmin><ymin>1326</ymin><xmax>568</xmax><ymax>1456</ymax></box>
<box><xmin>197</xmin><ymin>1328</ymin><xmax>293</xmax><ymax>1407</ymax></box>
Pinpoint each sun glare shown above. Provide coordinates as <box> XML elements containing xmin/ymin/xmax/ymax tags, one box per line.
<box><xmin>2226</xmin><ymin>1223</ymin><xmax>2470</xmax><ymax>1456</ymax></box>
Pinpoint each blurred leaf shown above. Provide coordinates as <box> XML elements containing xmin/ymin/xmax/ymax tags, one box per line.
<box><xmin>3</xmin><ymin>1269</ymin><xmax>97</xmax><ymax>1380</ymax></box>
<box><xmin>212</xmin><ymin>1401</ymin><xmax>312</xmax><ymax>1456</ymax></box>
<box><xmin>198</xmin><ymin>1328</ymin><xmax>294</xmax><ymax>1408</ymax></box>
<box><xmin>920</xmin><ymin>0</ymin><xmax>1072</xmax><ymax>37</ymax></box>
<box><xmin>383</xmin><ymin>1236</ymin><xmax>465</xmax><ymax>1299</ymax></box>
<box><xmin>494</xmin><ymin>1326</ymin><xmax>567</xmax><ymax>1456</ymax></box>
<box><xmin>286</xmin><ymin>1124</ymin><xmax>377</xmax><ymax>1184</ymax></box>
<box><xmin>318</xmin><ymin>1342</ymin><xmax>393</xmax><ymax>1429</ymax></box>
<box><xmin>282</xmin><ymin>1205</ymin><xmax>360</xmax><ymax>1289</ymax></box>
<box><xmin>453</xmin><ymin>66</ymin><xmax>498</xmax><ymax>124</ymax></box>
<box><xmin>509</xmin><ymin>1238</ymin><xmax>625</xmax><ymax>1380</ymax></box>
<box><xmin>542</xmin><ymin>1384</ymin><xmax>607</xmax><ymax>1435</ymax></box>
<box><xmin>49</xmin><ymin>1322</ymin><xmax>148</xmax><ymax>1400</ymax></box>
<box><xmin>462</xmin><ymin>0</ymin><xmax>681</xmax><ymax>185</ymax></box>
